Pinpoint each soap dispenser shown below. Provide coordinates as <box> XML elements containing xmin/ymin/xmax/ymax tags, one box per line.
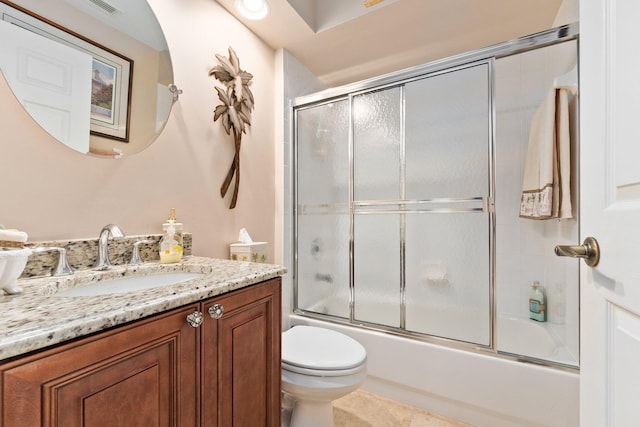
<box><xmin>529</xmin><ymin>281</ymin><xmax>546</xmax><ymax>322</ymax></box>
<box><xmin>159</xmin><ymin>208</ymin><xmax>183</xmax><ymax>263</ymax></box>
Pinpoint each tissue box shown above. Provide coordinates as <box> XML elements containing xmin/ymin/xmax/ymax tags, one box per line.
<box><xmin>230</xmin><ymin>242</ymin><xmax>268</xmax><ymax>263</ymax></box>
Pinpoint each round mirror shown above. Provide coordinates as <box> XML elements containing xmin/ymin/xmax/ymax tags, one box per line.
<box><xmin>0</xmin><ymin>0</ymin><xmax>175</xmax><ymax>158</ymax></box>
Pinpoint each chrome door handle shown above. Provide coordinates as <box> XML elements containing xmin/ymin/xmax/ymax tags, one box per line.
<box><xmin>554</xmin><ymin>236</ymin><xmax>600</xmax><ymax>267</ymax></box>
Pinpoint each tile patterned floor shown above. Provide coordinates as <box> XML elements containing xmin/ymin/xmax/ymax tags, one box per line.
<box><xmin>333</xmin><ymin>389</ymin><xmax>471</xmax><ymax>427</ymax></box>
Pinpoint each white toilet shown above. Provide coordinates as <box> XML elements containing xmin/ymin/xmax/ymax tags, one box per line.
<box><xmin>281</xmin><ymin>326</ymin><xmax>367</xmax><ymax>427</ymax></box>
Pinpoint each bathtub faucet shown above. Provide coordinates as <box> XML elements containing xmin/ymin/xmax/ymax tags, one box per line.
<box><xmin>315</xmin><ymin>273</ymin><xmax>333</xmax><ymax>284</ymax></box>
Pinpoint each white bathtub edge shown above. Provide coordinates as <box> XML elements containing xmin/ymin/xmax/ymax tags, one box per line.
<box><xmin>289</xmin><ymin>314</ymin><xmax>579</xmax><ymax>427</ymax></box>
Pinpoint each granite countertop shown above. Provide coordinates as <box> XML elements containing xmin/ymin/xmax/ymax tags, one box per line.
<box><xmin>0</xmin><ymin>256</ymin><xmax>286</xmax><ymax>362</ymax></box>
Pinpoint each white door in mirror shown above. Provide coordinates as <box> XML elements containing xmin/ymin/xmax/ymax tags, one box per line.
<box><xmin>0</xmin><ymin>19</ymin><xmax>92</xmax><ymax>153</ymax></box>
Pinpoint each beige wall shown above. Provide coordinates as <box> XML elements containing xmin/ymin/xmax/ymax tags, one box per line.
<box><xmin>0</xmin><ymin>0</ymin><xmax>276</xmax><ymax>260</ymax></box>
<box><xmin>554</xmin><ymin>0</ymin><xmax>578</xmax><ymax>26</ymax></box>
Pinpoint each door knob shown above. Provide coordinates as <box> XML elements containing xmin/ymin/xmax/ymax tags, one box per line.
<box><xmin>554</xmin><ymin>236</ymin><xmax>600</xmax><ymax>267</ymax></box>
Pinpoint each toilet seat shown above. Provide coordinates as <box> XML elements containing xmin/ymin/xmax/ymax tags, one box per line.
<box><xmin>282</xmin><ymin>326</ymin><xmax>367</xmax><ymax>373</ymax></box>
<box><xmin>282</xmin><ymin>360</ymin><xmax>366</xmax><ymax>377</ymax></box>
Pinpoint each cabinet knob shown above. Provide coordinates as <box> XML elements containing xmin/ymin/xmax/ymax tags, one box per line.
<box><xmin>208</xmin><ymin>304</ymin><xmax>224</xmax><ymax>319</ymax></box>
<box><xmin>186</xmin><ymin>311</ymin><xmax>204</xmax><ymax>328</ymax></box>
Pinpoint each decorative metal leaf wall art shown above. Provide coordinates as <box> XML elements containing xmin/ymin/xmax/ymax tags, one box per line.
<box><xmin>209</xmin><ymin>47</ymin><xmax>254</xmax><ymax>209</ymax></box>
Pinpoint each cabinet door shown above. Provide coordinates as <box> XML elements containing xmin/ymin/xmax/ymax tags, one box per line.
<box><xmin>201</xmin><ymin>278</ymin><xmax>281</xmax><ymax>427</ymax></box>
<box><xmin>1</xmin><ymin>304</ymin><xmax>200</xmax><ymax>427</ymax></box>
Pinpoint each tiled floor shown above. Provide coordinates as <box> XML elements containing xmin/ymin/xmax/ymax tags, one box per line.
<box><xmin>333</xmin><ymin>389</ymin><xmax>471</xmax><ymax>427</ymax></box>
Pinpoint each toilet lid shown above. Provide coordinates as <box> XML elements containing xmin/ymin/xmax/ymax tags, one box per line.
<box><xmin>282</xmin><ymin>326</ymin><xmax>367</xmax><ymax>370</ymax></box>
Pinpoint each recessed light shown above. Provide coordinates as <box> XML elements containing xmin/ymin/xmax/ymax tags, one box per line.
<box><xmin>234</xmin><ymin>0</ymin><xmax>270</xmax><ymax>20</ymax></box>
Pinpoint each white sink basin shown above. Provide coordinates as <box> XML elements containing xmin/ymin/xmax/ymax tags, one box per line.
<box><xmin>55</xmin><ymin>272</ymin><xmax>205</xmax><ymax>297</ymax></box>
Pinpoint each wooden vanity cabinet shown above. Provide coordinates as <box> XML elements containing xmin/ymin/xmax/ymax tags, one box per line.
<box><xmin>0</xmin><ymin>303</ymin><xmax>200</xmax><ymax>427</ymax></box>
<box><xmin>0</xmin><ymin>277</ymin><xmax>282</xmax><ymax>427</ymax></box>
<box><xmin>201</xmin><ymin>278</ymin><xmax>281</xmax><ymax>427</ymax></box>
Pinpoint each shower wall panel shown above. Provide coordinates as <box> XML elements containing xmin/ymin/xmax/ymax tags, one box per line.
<box><xmin>494</xmin><ymin>40</ymin><xmax>579</xmax><ymax>366</ymax></box>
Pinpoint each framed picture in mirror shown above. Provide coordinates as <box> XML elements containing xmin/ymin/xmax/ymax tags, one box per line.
<box><xmin>87</xmin><ymin>49</ymin><xmax>132</xmax><ymax>142</ymax></box>
<box><xmin>0</xmin><ymin>2</ymin><xmax>132</xmax><ymax>142</ymax></box>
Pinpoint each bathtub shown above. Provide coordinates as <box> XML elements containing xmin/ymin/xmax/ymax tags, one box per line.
<box><xmin>289</xmin><ymin>313</ymin><xmax>579</xmax><ymax>427</ymax></box>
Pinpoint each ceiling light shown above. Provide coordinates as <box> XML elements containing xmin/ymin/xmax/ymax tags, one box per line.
<box><xmin>234</xmin><ymin>0</ymin><xmax>270</xmax><ymax>20</ymax></box>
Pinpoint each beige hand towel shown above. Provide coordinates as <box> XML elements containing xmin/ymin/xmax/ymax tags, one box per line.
<box><xmin>520</xmin><ymin>88</ymin><xmax>572</xmax><ymax>219</ymax></box>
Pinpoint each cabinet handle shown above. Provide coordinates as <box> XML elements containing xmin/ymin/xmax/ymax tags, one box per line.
<box><xmin>208</xmin><ymin>304</ymin><xmax>224</xmax><ymax>319</ymax></box>
<box><xmin>186</xmin><ymin>311</ymin><xmax>204</xmax><ymax>327</ymax></box>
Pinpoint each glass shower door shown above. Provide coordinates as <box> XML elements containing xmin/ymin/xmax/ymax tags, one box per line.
<box><xmin>293</xmin><ymin>28</ymin><xmax>580</xmax><ymax>367</ymax></box>
<box><xmin>351</xmin><ymin>63</ymin><xmax>492</xmax><ymax>344</ymax></box>
<box><xmin>352</xmin><ymin>87</ymin><xmax>403</xmax><ymax>327</ymax></box>
<box><xmin>403</xmin><ymin>64</ymin><xmax>492</xmax><ymax>345</ymax></box>
<box><xmin>295</xmin><ymin>100</ymin><xmax>350</xmax><ymax>318</ymax></box>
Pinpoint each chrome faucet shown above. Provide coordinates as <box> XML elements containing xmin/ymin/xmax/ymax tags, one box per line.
<box><xmin>32</xmin><ymin>246</ymin><xmax>74</xmax><ymax>276</ymax></box>
<box><xmin>129</xmin><ymin>239</ymin><xmax>152</xmax><ymax>265</ymax></box>
<box><xmin>94</xmin><ymin>224</ymin><xmax>124</xmax><ymax>270</ymax></box>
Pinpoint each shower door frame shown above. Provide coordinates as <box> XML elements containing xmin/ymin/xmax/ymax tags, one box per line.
<box><xmin>291</xmin><ymin>23</ymin><xmax>579</xmax><ymax>366</ymax></box>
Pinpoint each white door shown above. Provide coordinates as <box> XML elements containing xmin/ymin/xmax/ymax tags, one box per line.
<box><xmin>580</xmin><ymin>0</ymin><xmax>640</xmax><ymax>425</ymax></box>
<box><xmin>0</xmin><ymin>19</ymin><xmax>92</xmax><ymax>153</ymax></box>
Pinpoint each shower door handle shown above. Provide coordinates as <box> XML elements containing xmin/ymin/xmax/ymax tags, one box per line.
<box><xmin>554</xmin><ymin>236</ymin><xmax>600</xmax><ymax>267</ymax></box>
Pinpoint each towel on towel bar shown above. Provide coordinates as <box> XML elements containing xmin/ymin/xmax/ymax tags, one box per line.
<box><xmin>519</xmin><ymin>88</ymin><xmax>572</xmax><ymax>219</ymax></box>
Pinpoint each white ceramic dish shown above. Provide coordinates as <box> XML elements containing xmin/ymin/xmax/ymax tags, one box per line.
<box><xmin>0</xmin><ymin>247</ymin><xmax>32</xmax><ymax>295</ymax></box>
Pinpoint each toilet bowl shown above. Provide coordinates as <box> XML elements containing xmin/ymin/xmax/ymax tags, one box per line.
<box><xmin>281</xmin><ymin>325</ymin><xmax>367</xmax><ymax>427</ymax></box>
